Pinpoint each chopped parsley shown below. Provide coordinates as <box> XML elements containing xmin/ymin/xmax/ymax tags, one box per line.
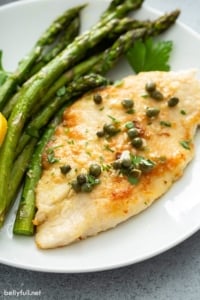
<box><xmin>86</xmin><ymin>174</ymin><xmax>100</xmax><ymax>186</ymax></box>
<box><xmin>104</xmin><ymin>144</ymin><xmax>115</xmax><ymax>153</ymax></box>
<box><xmin>101</xmin><ymin>164</ymin><xmax>112</xmax><ymax>172</ymax></box>
<box><xmin>67</xmin><ymin>139</ymin><xmax>75</xmax><ymax>145</ymax></box>
<box><xmin>180</xmin><ymin>140</ymin><xmax>191</xmax><ymax>150</ymax></box>
<box><xmin>107</xmin><ymin>115</ymin><xmax>120</xmax><ymax>124</ymax></box>
<box><xmin>141</xmin><ymin>94</ymin><xmax>149</xmax><ymax>98</ymax></box>
<box><xmin>47</xmin><ymin>148</ymin><xmax>60</xmax><ymax>164</ymax></box>
<box><xmin>86</xmin><ymin>151</ymin><xmax>92</xmax><ymax>157</ymax></box>
<box><xmin>125</xmin><ymin>122</ymin><xmax>134</xmax><ymax>129</ymax></box>
<box><xmin>180</xmin><ymin>109</ymin><xmax>187</xmax><ymax>115</ymax></box>
<box><xmin>160</xmin><ymin>120</ymin><xmax>172</xmax><ymax>127</ymax></box>
<box><xmin>126</xmin><ymin>108</ymin><xmax>135</xmax><ymax>114</ymax></box>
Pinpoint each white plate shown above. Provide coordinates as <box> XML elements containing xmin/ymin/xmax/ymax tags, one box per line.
<box><xmin>1</xmin><ymin>0</ymin><xmax>200</xmax><ymax>273</ymax></box>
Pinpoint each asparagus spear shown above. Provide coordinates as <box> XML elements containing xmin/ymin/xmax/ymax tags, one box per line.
<box><xmin>107</xmin><ymin>17</ymin><xmax>149</xmax><ymax>40</ymax></box>
<box><xmin>0</xmin><ymin>4</ymin><xmax>86</xmax><ymax>110</ymax></box>
<box><xmin>147</xmin><ymin>10</ymin><xmax>180</xmax><ymax>36</ymax></box>
<box><xmin>7</xmin><ymin>138</ymin><xmax>38</xmax><ymax>212</ymax></box>
<box><xmin>29</xmin><ymin>16</ymin><xmax>81</xmax><ymax>77</ymax></box>
<box><xmin>13</xmin><ymin>108</ymin><xmax>65</xmax><ymax>236</ymax></box>
<box><xmin>100</xmin><ymin>0</ymin><xmax>136</xmax><ymax>23</ymax></box>
<box><xmin>2</xmin><ymin>54</ymin><xmax>103</xmax><ymax>119</ymax></box>
<box><xmin>102</xmin><ymin>0</ymin><xmax>125</xmax><ymax>18</ymax></box>
<box><xmin>101</xmin><ymin>0</ymin><xmax>144</xmax><ymax>22</ymax></box>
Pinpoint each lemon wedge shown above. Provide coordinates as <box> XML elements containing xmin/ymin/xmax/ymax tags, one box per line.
<box><xmin>0</xmin><ymin>112</ymin><xmax>7</xmax><ymax>146</ymax></box>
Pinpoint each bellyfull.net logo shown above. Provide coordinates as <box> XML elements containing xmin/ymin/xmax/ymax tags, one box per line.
<box><xmin>3</xmin><ymin>289</ymin><xmax>42</xmax><ymax>297</ymax></box>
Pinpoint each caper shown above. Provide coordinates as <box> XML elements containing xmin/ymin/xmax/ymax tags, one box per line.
<box><xmin>71</xmin><ymin>180</ymin><xmax>81</xmax><ymax>193</ymax></box>
<box><xmin>103</xmin><ymin>123</ymin><xmax>119</xmax><ymax>136</ymax></box>
<box><xmin>121</xmin><ymin>99</ymin><xmax>134</xmax><ymax>109</ymax></box>
<box><xmin>121</xmin><ymin>158</ymin><xmax>132</xmax><ymax>168</ymax></box>
<box><xmin>146</xmin><ymin>107</ymin><xmax>160</xmax><ymax>118</ymax></box>
<box><xmin>112</xmin><ymin>160</ymin><xmax>122</xmax><ymax>170</ymax></box>
<box><xmin>77</xmin><ymin>173</ymin><xmax>87</xmax><ymax>184</ymax></box>
<box><xmin>150</xmin><ymin>90</ymin><xmax>164</xmax><ymax>101</ymax></box>
<box><xmin>93</xmin><ymin>94</ymin><xmax>103</xmax><ymax>105</ymax></box>
<box><xmin>130</xmin><ymin>168</ymin><xmax>142</xmax><ymax>178</ymax></box>
<box><xmin>60</xmin><ymin>164</ymin><xmax>71</xmax><ymax>175</ymax></box>
<box><xmin>127</xmin><ymin>128</ymin><xmax>140</xmax><ymax>139</ymax></box>
<box><xmin>168</xmin><ymin>97</ymin><xmax>179</xmax><ymax>107</ymax></box>
<box><xmin>89</xmin><ymin>163</ymin><xmax>101</xmax><ymax>177</ymax></box>
<box><xmin>131</xmin><ymin>137</ymin><xmax>143</xmax><ymax>149</ymax></box>
<box><xmin>81</xmin><ymin>183</ymin><xmax>93</xmax><ymax>193</ymax></box>
<box><xmin>145</xmin><ymin>81</ymin><xmax>156</xmax><ymax>93</ymax></box>
<box><xmin>96</xmin><ymin>130</ymin><xmax>105</xmax><ymax>138</ymax></box>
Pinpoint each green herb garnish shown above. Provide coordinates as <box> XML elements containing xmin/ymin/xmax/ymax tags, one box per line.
<box><xmin>180</xmin><ymin>109</ymin><xmax>187</xmax><ymax>115</ymax></box>
<box><xmin>128</xmin><ymin>176</ymin><xmax>140</xmax><ymax>185</ymax></box>
<box><xmin>160</xmin><ymin>121</ymin><xmax>172</xmax><ymax>127</ymax></box>
<box><xmin>126</xmin><ymin>37</ymin><xmax>173</xmax><ymax>73</ymax></box>
<box><xmin>101</xmin><ymin>164</ymin><xmax>112</xmax><ymax>172</ymax></box>
<box><xmin>126</xmin><ymin>108</ymin><xmax>135</xmax><ymax>114</ymax></box>
<box><xmin>47</xmin><ymin>148</ymin><xmax>59</xmax><ymax>164</ymax></box>
<box><xmin>107</xmin><ymin>115</ymin><xmax>120</xmax><ymax>124</ymax></box>
<box><xmin>180</xmin><ymin>140</ymin><xmax>191</xmax><ymax>150</ymax></box>
<box><xmin>125</xmin><ymin>122</ymin><xmax>134</xmax><ymax>129</ymax></box>
<box><xmin>104</xmin><ymin>144</ymin><xmax>114</xmax><ymax>152</ymax></box>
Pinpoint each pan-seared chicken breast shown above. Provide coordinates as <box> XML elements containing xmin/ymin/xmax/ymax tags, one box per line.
<box><xmin>34</xmin><ymin>70</ymin><xmax>200</xmax><ymax>249</ymax></box>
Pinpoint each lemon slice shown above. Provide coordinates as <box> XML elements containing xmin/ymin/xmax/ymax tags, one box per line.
<box><xmin>0</xmin><ymin>112</ymin><xmax>7</xmax><ymax>146</ymax></box>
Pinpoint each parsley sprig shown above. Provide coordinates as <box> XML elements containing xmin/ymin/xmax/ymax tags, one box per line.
<box><xmin>126</xmin><ymin>37</ymin><xmax>173</xmax><ymax>73</ymax></box>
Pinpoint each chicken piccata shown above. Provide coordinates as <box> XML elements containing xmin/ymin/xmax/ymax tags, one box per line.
<box><xmin>33</xmin><ymin>70</ymin><xmax>200</xmax><ymax>249</ymax></box>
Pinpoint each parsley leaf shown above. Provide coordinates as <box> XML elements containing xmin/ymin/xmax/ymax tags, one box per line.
<box><xmin>126</xmin><ymin>37</ymin><xmax>173</xmax><ymax>73</ymax></box>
